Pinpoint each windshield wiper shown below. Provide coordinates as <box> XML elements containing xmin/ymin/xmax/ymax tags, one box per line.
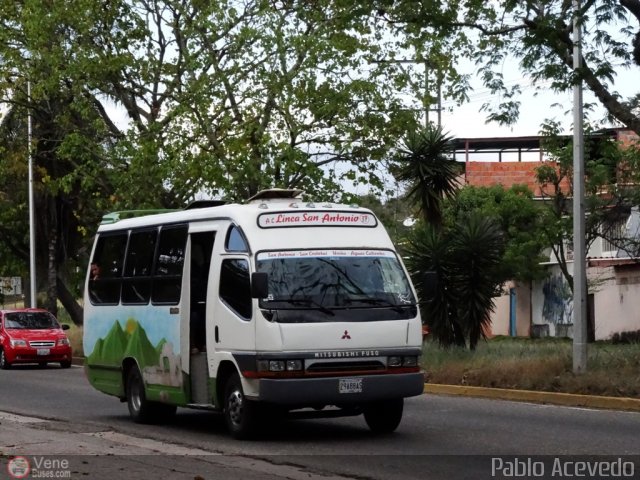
<box><xmin>266</xmin><ymin>298</ymin><xmax>335</xmax><ymax>316</ymax></box>
<box><xmin>345</xmin><ymin>296</ymin><xmax>410</xmax><ymax>313</ymax></box>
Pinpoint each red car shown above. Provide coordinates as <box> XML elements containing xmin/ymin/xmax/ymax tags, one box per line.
<box><xmin>0</xmin><ymin>309</ymin><xmax>73</xmax><ymax>369</ymax></box>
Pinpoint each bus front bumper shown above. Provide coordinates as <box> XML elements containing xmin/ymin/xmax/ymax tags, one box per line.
<box><xmin>256</xmin><ymin>372</ymin><xmax>424</xmax><ymax>406</ymax></box>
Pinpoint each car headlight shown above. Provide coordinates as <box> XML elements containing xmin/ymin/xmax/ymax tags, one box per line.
<box><xmin>10</xmin><ymin>339</ymin><xmax>27</xmax><ymax>347</ymax></box>
<box><xmin>57</xmin><ymin>338</ymin><xmax>70</xmax><ymax>346</ymax></box>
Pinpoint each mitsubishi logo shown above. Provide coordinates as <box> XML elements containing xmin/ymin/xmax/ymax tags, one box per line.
<box><xmin>341</xmin><ymin>330</ymin><xmax>351</xmax><ymax>339</ymax></box>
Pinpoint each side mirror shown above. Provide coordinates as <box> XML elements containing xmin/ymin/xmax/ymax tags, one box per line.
<box><xmin>251</xmin><ymin>272</ymin><xmax>269</xmax><ymax>299</ymax></box>
<box><xmin>422</xmin><ymin>271</ymin><xmax>438</xmax><ymax>299</ymax></box>
<box><xmin>61</xmin><ymin>324</ymin><xmax>70</xmax><ymax>331</ymax></box>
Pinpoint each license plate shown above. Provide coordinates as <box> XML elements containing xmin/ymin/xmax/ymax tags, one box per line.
<box><xmin>37</xmin><ymin>348</ymin><xmax>50</xmax><ymax>356</ymax></box>
<box><xmin>339</xmin><ymin>377</ymin><xmax>363</xmax><ymax>394</ymax></box>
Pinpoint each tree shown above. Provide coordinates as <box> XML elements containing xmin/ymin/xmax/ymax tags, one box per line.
<box><xmin>445</xmin><ymin>184</ymin><xmax>547</xmax><ymax>283</ymax></box>
<box><xmin>0</xmin><ymin>0</ymin><xmax>422</xmax><ymax>322</ymax></box>
<box><xmin>392</xmin><ymin>126</ymin><xmax>460</xmax><ymax>228</ymax></box>
<box><xmin>394</xmin><ymin>125</ymin><xmax>505</xmax><ymax>349</ymax></box>
<box><xmin>535</xmin><ymin>122</ymin><xmax>640</xmax><ymax>292</ymax></box>
<box><xmin>371</xmin><ymin>0</ymin><xmax>640</xmax><ymax>135</ymax></box>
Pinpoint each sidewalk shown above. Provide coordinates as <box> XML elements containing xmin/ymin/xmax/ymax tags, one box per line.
<box><xmin>0</xmin><ymin>411</ymin><xmax>351</xmax><ymax>480</ymax></box>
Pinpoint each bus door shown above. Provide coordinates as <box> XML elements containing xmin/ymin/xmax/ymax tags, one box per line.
<box><xmin>188</xmin><ymin>231</ymin><xmax>215</xmax><ymax>404</ymax></box>
<box><xmin>209</xmin><ymin>224</ymin><xmax>255</xmax><ymax>353</ymax></box>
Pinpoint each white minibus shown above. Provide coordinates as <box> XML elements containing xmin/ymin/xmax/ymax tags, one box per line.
<box><xmin>83</xmin><ymin>189</ymin><xmax>424</xmax><ymax>438</ymax></box>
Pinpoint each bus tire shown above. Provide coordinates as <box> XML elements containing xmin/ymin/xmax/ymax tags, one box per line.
<box><xmin>363</xmin><ymin>398</ymin><xmax>404</xmax><ymax>434</ymax></box>
<box><xmin>126</xmin><ymin>365</ymin><xmax>176</xmax><ymax>424</ymax></box>
<box><xmin>223</xmin><ymin>372</ymin><xmax>258</xmax><ymax>439</ymax></box>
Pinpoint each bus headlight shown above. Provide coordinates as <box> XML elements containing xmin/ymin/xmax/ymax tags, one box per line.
<box><xmin>286</xmin><ymin>360</ymin><xmax>302</xmax><ymax>371</ymax></box>
<box><xmin>402</xmin><ymin>356</ymin><xmax>418</xmax><ymax>367</ymax></box>
<box><xmin>388</xmin><ymin>356</ymin><xmax>402</xmax><ymax>367</ymax></box>
<box><xmin>269</xmin><ymin>360</ymin><xmax>285</xmax><ymax>372</ymax></box>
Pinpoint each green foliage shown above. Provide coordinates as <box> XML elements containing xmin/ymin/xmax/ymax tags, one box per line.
<box><xmin>356</xmin><ymin>194</ymin><xmax>414</xmax><ymax>248</ymax></box>
<box><xmin>445</xmin><ymin>185</ymin><xmax>547</xmax><ymax>282</ymax></box>
<box><xmin>392</xmin><ymin>126</ymin><xmax>460</xmax><ymax>227</ymax></box>
<box><xmin>406</xmin><ymin>214</ymin><xmax>504</xmax><ymax>350</ymax></box>
<box><xmin>534</xmin><ymin>122</ymin><xmax>640</xmax><ymax>290</ymax></box>
<box><xmin>373</xmin><ymin>0</ymin><xmax>640</xmax><ymax>135</ymax></box>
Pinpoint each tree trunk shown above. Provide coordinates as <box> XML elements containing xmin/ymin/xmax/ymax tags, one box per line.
<box><xmin>57</xmin><ymin>276</ymin><xmax>84</xmax><ymax>325</ymax></box>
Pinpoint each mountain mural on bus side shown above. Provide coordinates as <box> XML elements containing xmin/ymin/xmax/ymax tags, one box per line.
<box><xmin>87</xmin><ymin>318</ymin><xmax>182</xmax><ymax>387</ymax></box>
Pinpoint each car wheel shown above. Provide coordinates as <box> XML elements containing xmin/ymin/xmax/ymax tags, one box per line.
<box><xmin>0</xmin><ymin>349</ymin><xmax>11</xmax><ymax>370</ymax></box>
<box><xmin>363</xmin><ymin>398</ymin><xmax>404</xmax><ymax>434</ymax></box>
<box><xmin>126</xmin><ymin>365</ymin><xmax>176</xmax><ymax>424</ymax></box>
<box><xmin>39</xmin><ymin>362</ymin><xmax>48</xmax><ymax>368</ymax></box>
<box><xmin>223</xmin><ymin>372</ymin><xmax>258</xmax><ymax>439</ymax></box>
<box><xmin>60</xmin><ymin>360</ymin><xmax>72</xmax><ymax>369</ymax></box>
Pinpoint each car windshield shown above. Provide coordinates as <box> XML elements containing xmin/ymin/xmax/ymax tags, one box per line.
<box><xmin>4</xmin><ymin>312</ymin><xmax>59</xmax><ymax>329</ymax></box>
<box><xmin>256</xmin><ymin>249</ymin><xmax>415</xmax><ymax>311</ymax></box>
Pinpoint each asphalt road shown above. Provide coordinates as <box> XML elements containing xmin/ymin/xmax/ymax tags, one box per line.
<box><xmin>1</xmin><ymin>364</ymin><xmax>639</xmax><ymax>480</ymax></box>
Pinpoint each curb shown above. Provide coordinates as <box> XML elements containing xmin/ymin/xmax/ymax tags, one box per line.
<box><xmin>424</xmin><ymin>383</ymin><xmax>640</xmax><ymax>412</ymax></box>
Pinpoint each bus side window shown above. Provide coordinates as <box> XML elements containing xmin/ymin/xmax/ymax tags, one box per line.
<box><xmin>152</xmin><ymin>225</ymin><xmax>188</xmax><ymax>304</ymax></box>
<box><xmin>225</xmin><ymin>225</ymin><xmax>249</xmax><ymax>252</ymax></box>
<box><xmin>89</xmin><ymin>233</ymin><xmax>128</xmax><ymax>305</ymax></box>
<box><xmin>219</xmin><ymin>259</ymin><xmax>251</xmax><ymax>320</ymax></box>
<box><xmin>122</xmin><ymin>229</ymin><xmax>157</xmax><ymax>304</ymax></box>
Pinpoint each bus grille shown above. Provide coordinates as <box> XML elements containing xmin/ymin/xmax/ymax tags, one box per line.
<box><xmin>306</xmin><ymin>360</ymin><xmax>385</xmax><ymax>373</ymax></box>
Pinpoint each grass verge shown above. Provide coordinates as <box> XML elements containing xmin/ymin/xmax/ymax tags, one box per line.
<box><xmin>422</xmin><ymin>336</ymin><xmax>640</xmax><ymax>398</ymax></box>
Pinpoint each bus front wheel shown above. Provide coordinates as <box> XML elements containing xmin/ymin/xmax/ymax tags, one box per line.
<box><xmin>363</xmin><ymin>398</ymin><xmax>404</xmax><ymax>434</ymax></box>
<box><xmin>223</xmin><ymin>372</ymin><xmax>258</xmax><ymax>439</ymax></box>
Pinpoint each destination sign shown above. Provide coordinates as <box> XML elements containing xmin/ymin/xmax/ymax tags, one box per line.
<box><xmin>257</xmin><ymin>211</ymin><xmax>377</xmax><ymax>228</ymax></box>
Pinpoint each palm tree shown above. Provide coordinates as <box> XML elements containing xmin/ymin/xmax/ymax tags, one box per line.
<box><xmin>393</xmin><ymin>126</ymin><xmax>460</xmax><ymax>228</ymax></box>
<box><xmin>396</xmin><ymin>125</ymin><xmax>504</xmax><ymax>350</ymax></box>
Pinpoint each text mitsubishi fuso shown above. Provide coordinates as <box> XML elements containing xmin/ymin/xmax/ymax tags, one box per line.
<box><xmin>83</xmin><ymin>189</ymin><xmax>425</xmax><ymax>438</ymax></box>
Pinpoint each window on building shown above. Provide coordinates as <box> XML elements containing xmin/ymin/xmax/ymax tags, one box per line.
<box><xmin>600</xmin><ymin>217</ymin><xmax>627</xmax><ymax>255</ymax></box>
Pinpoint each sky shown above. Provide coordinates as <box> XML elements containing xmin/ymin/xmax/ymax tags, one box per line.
<box><xmin>441</xmin><ymin>66</ymin><xmax>637</xmax><ymax>140</ymax></box>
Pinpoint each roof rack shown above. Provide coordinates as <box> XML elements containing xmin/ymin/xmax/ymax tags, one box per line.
<box><xmin>184</xmin><ymin>200</ymin><xmax>227</xmax><ymax>210</ymax></box>
<box><xmin>246</xmin><ymin>188</ymin><xmax>303</xmax><ymax>203</ymax></box>
<box><xmin>100</xmin><ymin>209</ymin><xmax>178</xmax><ymax>225</ymax></box>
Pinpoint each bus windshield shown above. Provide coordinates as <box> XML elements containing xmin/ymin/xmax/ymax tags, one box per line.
<box><xmin>256</xmin><ymin>249</ymin><xmax>416</xmax><ymax>322</ymax></box>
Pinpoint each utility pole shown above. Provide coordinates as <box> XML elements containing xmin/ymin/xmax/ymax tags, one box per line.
<box><xmin>572</xmin><ymin>0</ymin><xmax>588</xmax><ymax>374</ymax></box>
<box><xmin>372</xmin><ymin>58</ymin><xmax>442</xmax><ymax>128</ymax></box>
<box><xmin>28</xmin><ymin>80</ymin><xmax>37</xmax><ymax>308</ymax></box>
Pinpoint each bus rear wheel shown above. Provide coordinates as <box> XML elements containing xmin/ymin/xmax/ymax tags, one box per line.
<box><xmin>126</xmin><ymin>365</ymin><xmax>176</xmax><ymax>424</ymax></box>
<box><xmin>223</xmin><ymin>372</ymin><xmax>258</xmax><ymax>439</ymax></box>
<box><xmin>363</xmin><ymin>398</ymin><xmax>404</xmax><ymax>434</ymax></box>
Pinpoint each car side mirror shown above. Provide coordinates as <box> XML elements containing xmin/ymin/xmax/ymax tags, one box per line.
<box><xmin>61</xmin><ymin>324</ymin><xmax>70</xmax><ymax>331</ymax></box>
<box><xmin>422</xmin><ymin>271</ymin><xmax>438</xmax><ymax>300</ymax></box>
<box><xmin>251</xmin><ymin>272</ymin><xmax>269</xmax><ymax>299</ymax></box>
